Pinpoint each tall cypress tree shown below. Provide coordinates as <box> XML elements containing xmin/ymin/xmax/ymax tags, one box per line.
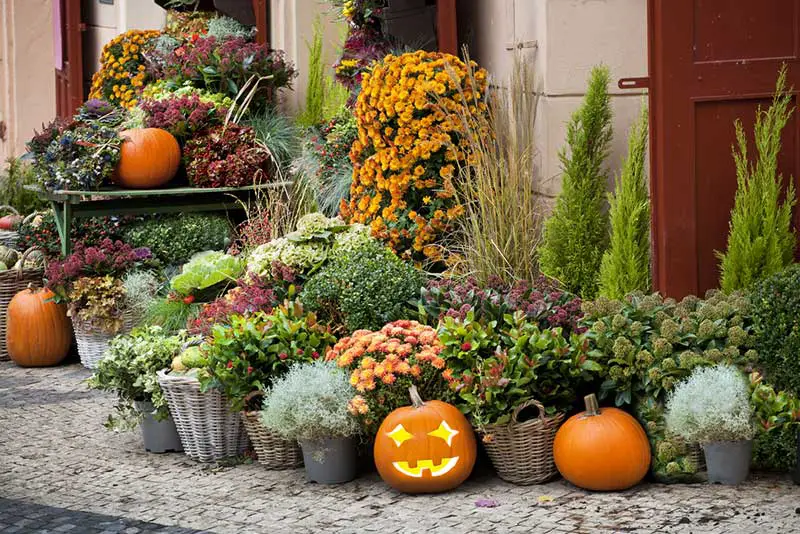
<box><xmin>539</xmin><ymin>65</ymin><xmax>613</xmax><ymax>299</ymax></box>
<box><xmin>599</xmin><ymin>102</ymin><xmax>651</xmax><ymax>299</ymax></box>
<box><xmin>717</xmin><ymin>65</ymin><xmax>796</xmax><ymax>292</ymax></box>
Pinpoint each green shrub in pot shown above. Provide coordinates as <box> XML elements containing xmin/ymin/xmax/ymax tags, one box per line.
<box><xmin>87</xmin><ymin>327</ymin><xmax>188</xmax><ymax>430</ymax></box>
<box><xmin>260</xmin><ymin>360</ymin><xmax>360</xmax><ymax>483</ymax></box>
<box><xmin>665</xmin><ymin>364</ymin><xmax>756</xmax><ymax>484</ymax></box>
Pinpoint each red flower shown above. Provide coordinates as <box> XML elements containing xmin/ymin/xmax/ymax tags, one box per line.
<box><xmin>247</xmin><ymin>366</ymin><xmax>253</xmax><ymax>374</ymax></box>
<box><xmin>296</xmin><ymin>348</ymin><xmax>304</xmax><ymax>355</ymax></box>
<box><xmin>226</xmin><ymin>360</ymin><xmax>234</xmax><ymax>369</ymax></box>
<box><xmin>278</xmin><ymin>352</ymin><xmax>288</xmax><ymax>360</ymax></box>
<box><xmin>183</xmin><ymin>295</ymin><xmax>195</xmax><ymax>304</ymax></box>
<box><xmin>312</xmin><ymin>351</ymin><xmax>320</xmax><ymax>360</ymax></box>
<box><xmin>461</xmin><ymin>342</ymin><xmax>472</xmax><ymax>352</ymax></box>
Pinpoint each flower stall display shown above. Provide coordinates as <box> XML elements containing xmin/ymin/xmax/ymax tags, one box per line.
<box><xmin>115</xmin><ymin>128</ymin><xmax>181</xmax><ymax>189</ymax></box>
<box><xmin>261</xmin><ymin>361</ymin><xmax>360</xmax><ymax>483</ymax></box>
<box><xmin>373</xmin><ymin>385</ymin><xmax>476</xmax><ymax>493</ymax></box>
<box><xmin>439</xmin><ymin>313</ymin><xmax>600</xmax><ymax>484</ymax></box>
<box><xmin>342</xmin><ymin>51</ymin><xmax>488</xmax><ymax>268</ymax></box>
<box><xmin>327</xmin><ymin>320</ymin><xmax>452</xmax><ymax>436</ymax></box>
<box><xmin>87</xmin><ymin>327</ymin><xmax>188</xmax><ymax>453</ymax></box>
<box><xmin>553</xmin><ymin>394</ymin><xmax>651</xmax><ymax>491</ymax></box>
<box><xmin>89</xmin><ymin>29</ymin><xmax>161</xmax><ymax>109</ymax></box>
<box><xmin>199</xmin><ymin>302</ymin><xmax>337</xmax><ymax>468</ymax></box>
<box><xmin>6</xmin><ymin>286</ymin><xmax>71</xmax><ymax>367</ymax></box>
<box><xmin>665</xmin><ymin>365</ymin><xmax>756</xmax><ymax>485</ymax></box>
<box><xmin>45</xmin><ymin>239</ymin><xmax>154</xmax><ymax>368</ymax></box>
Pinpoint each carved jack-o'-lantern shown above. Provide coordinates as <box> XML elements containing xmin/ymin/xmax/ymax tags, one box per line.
<box><xmin>374</xmin><ymin>386</ymin><xmax>477</xmax><ymax>493</ymax></box>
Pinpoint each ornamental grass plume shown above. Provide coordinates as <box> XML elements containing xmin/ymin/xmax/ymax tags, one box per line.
<box><xmin>539</xmin><ymin>65</ymin><xmax>613</xmax><ymax>299</ymax></box>
<box><xmin>445</xmin><ymin>48</ymin><xmax>542</xmax><ymax>285</ymax></box>
<box><xmin>599</xmin><ymin>102</ymin><xmax>651</xmax><ymax>299</ymax></box>
<box><xmin>717</xmin><ymin>65</ymin><xmax>796</xmax><ymax>293</ymax></box>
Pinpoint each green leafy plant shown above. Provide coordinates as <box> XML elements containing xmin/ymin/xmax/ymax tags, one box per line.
<box><xmin>599</xmin><ymin>102</ymin><xmax>651</xmax><ymax>299</ymax></box>
<box><xmin>260</xmin><ymin>360</ymin><xmax>360</xmax><ymax>441</ymax></box>
<box><xmin>448</xmin><ymin>49</ymin><xmax>543</xmax><ymax>285</ymax></box>
<box><xmin>200</xmin><ymin>302</ymin><xmax>337</xmax><ymax>411</ymax></box>
<box><xmin>0</xmin><ymin>158</ymin><xmax>49</xmax><ymax>215</ymax></box>
<box><xmin>144</xmin><ymin>295</ymin><xmax>201</xmax><ymax>335</ymax></box>
<box><xmin>123</xmin><ymin>214</ymin><xmax>232</xmax><ymax>266</ymax></box>
<box><xmin>87</xmin><ymin>327</ymin><xmax>187</xmax><ymax>430</ymax></box>
<box><xmin>68</xmin><ymin>276</ymin><xmax>127</xmax><ymax>334</ymax></box>
<box><xmin>297</xmin><ymin>17</ymin><xmax>326</xmax><ymax>128</ymax></box>
<box><xmin>170</xmin><ymin>250</ymin><xmax>243</xmax><ymax>298</ymax></box>
<box><xmin>301</xmin><ymin>239</ymin><xmax>423</xmax><ymax>332</ymax></box>
<box><xmin>665</xmin><ymin>364</ymin><xmax>756</xmax><ymax>443</ymax></box>
<box><xmin>539</xmin><ymin>65</ymin><xmax>613</xmax><ymax>299</ymax></box>
<box><xmin>749</xmin><ymin>264</ymin><xmax>800</xmax><ymax>396</ymax></box>
<box><xmin>717</xmin><ymin>66</ymin><xmax>796</xmax><ymax>292</ymax></box>
<box><xmin>439</xmin><ymin>312</ymin><xmax>599</xmax><ymax>429</ymax></box>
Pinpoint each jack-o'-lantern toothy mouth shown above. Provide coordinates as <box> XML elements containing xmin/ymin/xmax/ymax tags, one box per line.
<box><xmin>392</xmin><ymin>457</ymin><xmax>460</xmax><ymax>478</ymax></box>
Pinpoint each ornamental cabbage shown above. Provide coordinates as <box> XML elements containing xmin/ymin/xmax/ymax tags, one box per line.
<box><xmin>170</xmin><ymin>251</ymin><xmax>243</xmax><ymax>296</ymax></box>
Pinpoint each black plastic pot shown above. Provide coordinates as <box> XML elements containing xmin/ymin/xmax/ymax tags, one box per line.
<box><xmin>213</xmin><ymin>0</ymin><xmax>256</xmax><ymax>26</ymax></box>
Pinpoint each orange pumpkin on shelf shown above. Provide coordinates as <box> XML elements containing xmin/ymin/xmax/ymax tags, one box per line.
<box><xmin>6</xmin><ymin>286</ymin><xmax>72</xmax><ymax>367</ymax></box>
<box><xmin>114</xmin><ymin>128</ymin><xmax>180</xmax><ymax>189</ymax></box>
<box><xmin>553</xmin><ymin>394</ymin><xmax>651</xmax><ymax>491</ymax></box>
<box><xmin>374</xmin><ymin>386</ymin><xmax>477</xmax><ymax>493</ymax></box>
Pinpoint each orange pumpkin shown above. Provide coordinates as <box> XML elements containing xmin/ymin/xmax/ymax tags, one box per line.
<box><xmin>115</xmin><ymin>128</ymin><xmax>180</xmax><ymax>189</ymax></box>
<box><xmin>374</xmin><ymin>386</ymin><xmax>476</xmax><ymax>493</ymax></box>
<box><xmin>7</xmin><ymin>287</ymin><xmax>72</xmax><ymax>367</ymax></box>
<box><xmin>553</xmin><ymin>394</ymin><xmax>651</xmax><ymax>491</ymax></box>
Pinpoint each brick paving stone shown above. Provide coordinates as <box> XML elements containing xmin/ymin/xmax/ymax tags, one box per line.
<box><xmin>2</xmin><ymin>361</ymin><xmax>800</xmax><ymax>533</ymax></box>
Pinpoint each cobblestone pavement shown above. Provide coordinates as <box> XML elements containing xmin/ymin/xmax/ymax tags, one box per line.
<box><xmin>2</xmin><ymin>361</ymin><xmax>799</xmax><ymax>534</ymax></box>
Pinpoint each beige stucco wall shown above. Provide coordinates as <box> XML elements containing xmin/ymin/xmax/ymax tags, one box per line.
<box><xmin>0</xmin><ymin>0</ymin><xmax>56</xmax><ymax>159</ymax></box>
<box><xmin>270</xmin><ymin>0</ymin><xmax>346</xmax><ymax>114</ymax></box>
<box><xmin>460</xmin><ymin>0</ymin><xmax>648</xmax><ymax>201</ymax></box>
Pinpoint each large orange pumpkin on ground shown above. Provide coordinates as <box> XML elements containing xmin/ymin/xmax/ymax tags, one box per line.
<box><xmin>553</xmin><ymin>394</ymin><xmax>651</xmax><ymax>491</ymax></box>
<box><xmin>374</xmin><ymin>386</ymin><xmax>477</xmax><ymax>493</ymax></box>
<box><xmin>115</xmin><ymin>128</ymin><xmax>180</xmax><ymax>189</ymax></box>
<box><xmin>7</xmin><ymin>287</ymin><xmax>72</xmax><ymax>367</ymax></box>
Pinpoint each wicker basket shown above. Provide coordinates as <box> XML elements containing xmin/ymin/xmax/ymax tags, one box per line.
<box><xmin>0</xmin><ymin>206</ymin><xmax>20</xmax><ymax>249</ymax></box>
<box><xmin>480</xmin><ymin>399</ymin><xmax>565</xmax><ymax>485</ymax></box>
<box><xmin>157</xmin><ymin>369</ymin><xmax>249</xmax><ymax>462</ymax></box>
<box><xmin>240</xmin><ymin>392</ymin><xmax>303</xmax><ymax>469</ymax></box>
<box><xmin>0</xmin><ymin>248</ymin><xmax>45</xmax><ymax>361</ymax></box>
<box><xmin>73</xmin><ymin>308</ymin><xmax>140</xmax><ymax>369</ymax></box>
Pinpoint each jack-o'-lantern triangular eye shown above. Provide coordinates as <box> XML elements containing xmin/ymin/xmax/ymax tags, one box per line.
<box><xmin>428</xmin><ymin>421</ymin><xmax>459</xmax><ymax>446</ymax></box>
<box><xmin>387</xmin><ymin>424</ymin><xmax>414</xmax><ymax>447</ymax></box>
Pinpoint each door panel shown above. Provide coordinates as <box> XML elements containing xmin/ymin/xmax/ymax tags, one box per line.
<box><xmin>649</xmin><ymin>0</ymin><xmax>800</xmax><ymax>297</ymax></box>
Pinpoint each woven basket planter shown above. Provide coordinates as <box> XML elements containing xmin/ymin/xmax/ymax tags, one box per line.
<box><xmin>0</xmin><ymin>206</ymin><xmax>21</xmax><ymax>250</ymax></box>
<box><xmin>480</xmin><ymin>399</ymin><xmax>564</xmax><ymax>485</ymax></box>
<box><xmin>73</xmin><ymin>309</ymin><xmax>139</xmax><ymax>369</ymax></box>
<box><xmin>241</xmin><ymin>410</ymin><xmax>303</xmax><ymax>469</ymax></box>
<box><xmin>0</xmin><ymin>248</ymin><xmax>45</xmax><ymax>361</ymax></box>
<box><xmin>157</xmin><ymin>370</ymin><xmax>249</xmax><ymax>462</ymax></box>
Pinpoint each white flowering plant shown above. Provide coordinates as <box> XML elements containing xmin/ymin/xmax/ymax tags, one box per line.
<box><xmin>260</xmin><ymin>360</ymin><xmax>360</xmax><ymax>441</ymax></box>
<box><xmin>664</xmin><ymin>364</ymin><xmax>756</xmax><ymax>443</ymax></box>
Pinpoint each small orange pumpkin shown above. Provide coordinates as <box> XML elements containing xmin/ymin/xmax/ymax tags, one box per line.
<box><xmin>553</xmin><ymin>394</ymin><xmax>651</xmax><ymax>491</ymax></box>
<box><xmin>374</xmin><ymin>386</ymin><xmax>477</xmax><ymax>493</ymax></box>
<box><xmin>115</xmin><ymin>128</ymin><xmax>180</xmax><ymax>189</ymax></box>
<box><xmin>7</xmin><ymin>287</ymin><xmax>72</xmax><ymax>367</ymax></box>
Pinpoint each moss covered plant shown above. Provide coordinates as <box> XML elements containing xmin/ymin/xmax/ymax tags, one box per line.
<box><xmin>717</xmin><ymin>65</ymin><xmax>796</xmax><ymax>292</ymax></box>
<box><xmin>539</xmin><ymin>65</ymin><xmax>613</xmax><ymax>299</ymax></box>
<box><xmin>599</xmin><ymin>102</ymin><xmax>651</xmax><ymax>299</ymax></box>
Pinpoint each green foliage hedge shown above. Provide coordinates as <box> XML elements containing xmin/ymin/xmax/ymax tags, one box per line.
<box><xmin>123</xmin><ymin>213</ymin><xmax>232</xmax><ymax>266</ymax></box>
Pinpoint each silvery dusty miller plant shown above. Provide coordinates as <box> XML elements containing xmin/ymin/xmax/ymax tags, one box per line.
<box><xmin>260</xmin><ymin>361</ymin><xmax>359</xmax><ymax>442</ymax></box>
<box><xmin>665</xmin><ymin>364</ymin><xmax>755</xmax><ymax>443</ymax></box>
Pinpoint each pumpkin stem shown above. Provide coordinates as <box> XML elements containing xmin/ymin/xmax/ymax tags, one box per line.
<box><xmin>409</xmin><ymin>385</ymin><xmax>425</xmax><ymax>408</ymax></box>
<box><xmin>584</xmin><ymin>394</ymin><xmax>601</xmax><ymax>416</ymax></box>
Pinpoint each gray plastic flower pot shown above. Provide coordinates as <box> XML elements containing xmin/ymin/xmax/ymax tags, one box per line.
<box><xmin>702</xmin><ymin>440</ymin><xmax>752</xmax><ymax>485</ymax></box>
<box><xmin>299</xmin><ymin>437</ymin><xmax>357</xmax><ymax>484</ymax></box>
<box><xmin>135</xmin><ymin>401</ymin><xmax>183</xmax><ymax>454</ymax></box>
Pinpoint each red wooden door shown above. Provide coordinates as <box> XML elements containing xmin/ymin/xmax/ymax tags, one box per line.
<box><xmin>55</xmin><ymin>0</ymin><xmax>83</xmax><ymax>119</ymax></box>
<box><xmin>648</xmin><ymin>0</ymin><xmax>800</xmax><ymax>298</ymax></box>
